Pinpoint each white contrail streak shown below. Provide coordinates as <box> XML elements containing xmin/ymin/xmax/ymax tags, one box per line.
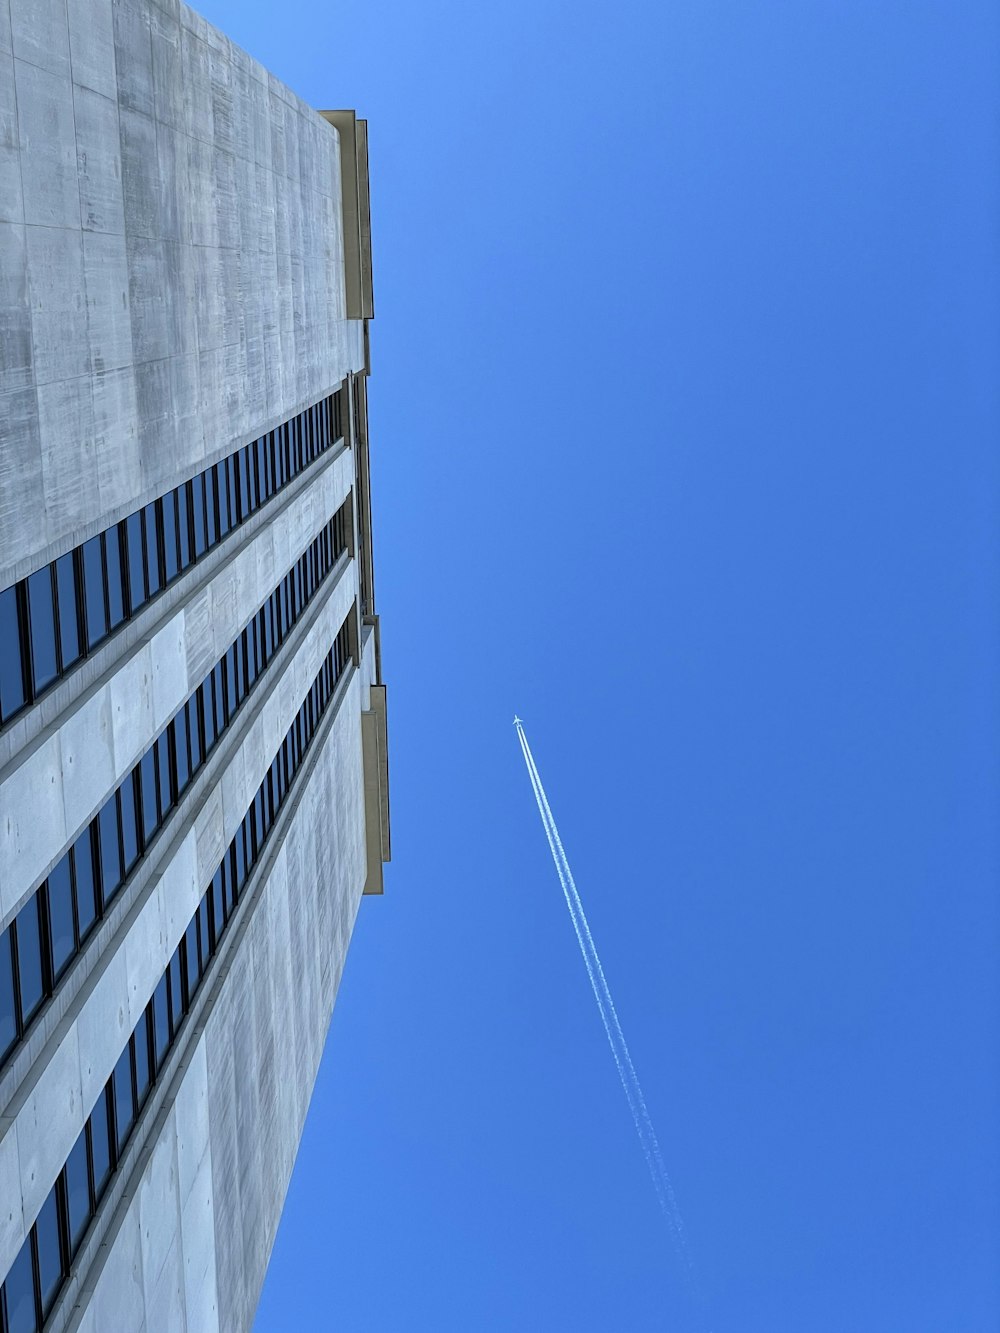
<box><xmin>514</xmin><ymin>718</ymin><xmax>695</xmax><ymax>1275</ymax></box>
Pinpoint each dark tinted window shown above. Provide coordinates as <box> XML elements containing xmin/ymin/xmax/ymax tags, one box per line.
<box><xmin>98</xmin><ymin>797</ymin><xmax>122</xmax><ymax>901</ymax></box>
<box><xmin>186</xmin><ymin>918</ymin><xmax>201</xmax><ymax>988</ymax></box>
<box><xmin>162</xmin><ymin>492</ymin><xmax>179</xmax><ymax>581</ymax></box>
<box><xmin>27</xmin><ymin>567</ymin><xmax>57</xmax><ymax>693</ymax></box>
<box><xmin>192</xmin><ymin>476</ymin><xmax>207</xmax><ymax>557</ymax></box>
<box><xmin>120</xmin><ymin>774</ymin><xmax>139</xmax><ymax>875</ymax></box>
<box><xmin>156</xmin><ymin>734</ymin><xmax>173</xmax><ymax>815</ymax></box>
<box><xmin>177</xmin><ymin>484</ymin><xmax>192</xmax><ymax>570</ymax></box>
<box><xmin>65</xmin><ymin>1128</ymin><xmax>91</xmax><ymax>1251</ymax></box>
<box><xmin>15</xmin><ymin>895</ymin><xmax>44</xmax><ymax>1023</ymax></box>
<box><xmin>113</xmin><ymin>1045</ymin><xmax>135</xmax><ymax>1154</ymax></box>
<box><xmin>139</xmin><ymin>749</ymin><xmax>158</xmax><ymax>843</ymax></box>
<box><xmin>35</xmin><ymin>1185</ymin><xmax>63</xmax><ymax>1316</ymax></box>
<box><xmin>47</xmin><ymin>859</ymin><xmax>75</xmax><ymax>980</ymax></box>
<box><xmin>173</xmin><ymin>716</ymin><xmax>189</xmax><ymax>793</ymax></box>
<box><xmin>187</xmin><ymin>697</ymin><xmax>201</xmax><ymax>771</ymax></box>
<box><xmin>204</xmin><ymin>468</ymin><xmax>218</xmax><ymax>546</ymax></box>
<box><xmin>144</xmin><ymin>503</ymin><xmax>161</xmax><ymax>597</ymax></box>
<box><xmin>0</xmin><ymin>585</ymin><xmax>25</xmax><ymax>719</ymax></box>
<box><xmin>168</xmin><ymin>948</ymin><xmax>184</xmax><ymax>1032</ymax></box>
<box><xmin>81</xmin><ymin>536</ymin><xmax>106</xmax><ymax>649</ymax></box>
<box><xmin>126</xmin><ymin>512</ymin><xmax>145</xmax><ymax>612</ymax></box>
<box><xmin>89</xmin><ymin>1088</ymin><xmax>112</xmax><ymax>1200</ymax></box>
<box><xmin>55</xmin><ymin>553</ymin><xmax>81</xmax><ymax>671</ymax></box>
<box><xmin>3</xmin><ymin>1231</ymin><xmax>36</xmax><ymax>1333</ymax></box>
<box><xmin>72</xmin><ymin>830</ymin><xmax>98</xmax><ymax>938</ymax></box>
<box><xmin>0</xmin><ymin>928</ymin><xmax>16</xmax><ymax>1059</ymax></box>
<box><xmin>104</xmin><ymin>528</ymin><xmax>125</xmax><ymax>630</ymax></box>
<box><xmin>134</xmin><ymin>1013</ymin><xmax>151</xmax><ymax>1109</ymax></box>
<box><xmin>152</xmin><ymin>976</ymin><xmax>169</xmax><ymax>1069</ymax></box>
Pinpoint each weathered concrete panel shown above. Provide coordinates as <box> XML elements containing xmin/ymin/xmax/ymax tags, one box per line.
<box><xmin>1</xmin><ymin>0</ymin><xmax>359</xmax><ymax>585</ymax></box>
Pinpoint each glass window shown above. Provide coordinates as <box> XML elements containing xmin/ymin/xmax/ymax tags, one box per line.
<box><xmin>81</xmin><ymin>535</ymin><xmax>107</xmax><ymax>650</ymax></box>
<box><xmin>15</xmin><ymin>895</ymin><xmax>44</xmax><ymax>1024</ymax></box>
<box><xmin>156</xmin><ymin>733</ymin><xmax>173</xmax><ymax>816</ymax></box>
<box><xmin>54</xmin><ymin>552</ymin><xmax>81</xmax><ymax>673</ymax></box>
<box><xmin>221</xmin><ymin>851</ymin><xmax>236</xmax><ymax>918</ymax></box>
<box><xmin>173</xmin><ymin>716</ymin><xmax>189</xmax><ymax>794</ymax></box>
<box><xmin>144</xmin><ymin>503</ymin><xmax>161</xmax><ymax>597</ymax></box>
<box><xmin>27</xmin><ymin>566</ymin><xmax>57</xmax><ymax>694</ymax></box>
<box><xmin>104</xmin><ymin>528</ymin><xmax>125</xmax><ymax>631</ymax></box>
<box><xmin>234</xmin><ymin>826</ymin><xmax>246</xmax><ymax>890</ymax></box>
<box><xmin>113</xmin><ymin>1045</ymin><xmax>135</xmax><ymax>1154</ymax></box>
<box><xmin>185</xmin><ymin>919</ymin><xmax>201</xmax><ymax>997</ymax></box>
<box><xmin>47</xmin><ymin>859</ymin><xmax>75</xmax><ymax>980</ymax></box>
<box><xmin>210</xmin><ymin>870</ymin><xmax>225</xmax><ymax>946</ymax></box>
<box><xmin>64</xmin><ymin>1128</ymin><xmax>91</xmax><ymax>1253</ymax></box>
<box><xmin>204</xmin><ymin>467</ymin><xmax>218</xmax><ymax>547</ymax></box>
<box><xmin>215</xmin><ymin>461</ymin><xmax>230</xmax><ymax>537</ymax></box>
<box><xmin>226</xmin><ymin>455</ymin><xmax>239</xmax><ymax>524</ymax></box>
<box><xmin>0</xmin><ymin>927</ymin><xmax>17</xmax><ymax>1060</ymax></box>
<box><xmin>152</xmin><ymin>976</ymin><xmax>169</xmax><ymax>1070</ymax></box>
<box><xmin>3</xmin><ymin>1231</ymin><xmax>37</xmax><ymax>1333</ymax></box>
<box><xmin>139</xmin><ymin>749</ymin><xmax>158</xmax><ymax>845</ymax></box>
<box><xmin>98</xmin><ymin>797</ymin><xmax>123</xmax><ymax>902</ymax></box>
<box><xmin>35</xmin><ymin>1185</ymin><xmax>64</xmax><ymax>1317</ymax></box>
<box><xmin>187</xmin><ymin>696</ymin><xmax>201</xmax><ymax>772</ymax></box>
<box><xmin>168</xmin><ymin>947</ymin><xmax>184</xmax><ymax>1031</ymax></box>
<box><xmin>239</xmin><ymin>449</ymin><xmax>251</xmax><ymax>517</ymax></box>
<box><xmin>177</xmin><ymin>483</ymin><xmax>192</xmax><ymax>571</ymax></box>
<box><xmin>191</xmin><ymin>476</ymin><xmax>207</xmax><ymax>558</ymax></box>
<box><xmin>162</xmin><ymin>492</ymin><xmax>179</xmax><ymax>581</ymax></box>
<box><xmin>212</xmin><ymin>662</ymin><xmax>226</xmax><ymax>731</ymax></box>
<box><xmin>72</xmin><ymin>830</ymin><xmax>98</xmax><ymax>938</ymax></box>
<box><xmin>134</xmin><ymin>1012</ymin><xmax>151</xmax><ymax>1109</ymax></box>
<box><xmin>89</xmin><ymin>1088</ymin><xmax>112</xmax><ymax>1200</ymax></box>
<box><xmin>121</xmin><ymin>773</ymin><xmax>139</xmax><ymax>875</ymax></box>
<box><xmin>0</xmin><ymin>585</ymin><xmax>26</xmax><ymax>721</ymax></box>
<box><xmin>202</xmin><ymin>680</ymin><xmax>216</xmax><ymax>753</ymax></box>
<box><xmin>125</xmin><ymin>512</ymin><xmax>145</xmax><ymax>613</ymax></box>
<box><xmin>224</xmin><ymin>649</ymin><xmax>237</xmax><ymax>717</ymax></box>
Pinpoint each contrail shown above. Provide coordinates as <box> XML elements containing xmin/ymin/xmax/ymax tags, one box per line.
<box><xmin>514</xmin><ymin>717</ymin><xmax>697</xmax><ymax>1280</ymax></box>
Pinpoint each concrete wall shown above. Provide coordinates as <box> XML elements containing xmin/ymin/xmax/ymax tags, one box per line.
<box><xmin>58</xmin><ymin>635</ymin><xmax>374</xmax><ymax>1333</ymax></box>
<box><xmin>0</xmin><ymin>0</ymin><xmax>364</xmax><ymax>587</ymax></box>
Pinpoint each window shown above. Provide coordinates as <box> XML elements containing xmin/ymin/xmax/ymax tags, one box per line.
<box><xmin>134</xmin><ymin>1011</ymin><xmax>152</xmax><ymax>1109</ymax></box>
<box><xmin>3</xmin><ymin>1231</ymin><xmax>36</xmax><ymax>1333</ymax></box>
<box><xmin>97</xmin><ymin>797</ymin><xmax>122</xmax><ymax>902</ymax></box>
<box><xmin>72</xmin><ymin>830</ymin><xmax>98</xmax><ymax>939</ymax></box>
<box><xmin>144</xmin><ymin>502</ymin><xmax>161</xmax><ymax>597</ymax></box>
<box><xmin>47</xmin><ymin>859</ymin><xmax>75</xmax><ymax>980</ymax></box>
<box><xmin>0</xmin><ymin>929</ymin><xmax>16</xmax><ymax>1060</ymax></box>
<box><xmin>64</xmin><ymin>1128</ymin><xmax>90</xmax><ymax>1252</ymax></box>
<box><xmin>34</xmin><ymin>1186</ymin><xmax>64</xmax><ymax>1318</ymax></box>
<box><xmin>139</xmin><ymin>749</ymin><xmax>158</xmax><ymax>844</ymax></box>
<box><xmin>104</xmin><ymin>528</ymin><xmax>125</xmax><ymax>631</ymax></box>
<box><xmin>81</xmin><ymin>535</ymin><xmax>106</xmax><ymax>649</ymax></box>
<box><xmin>27</xmin><ymin>566</ymin><xmax>57</xmax><ymax>694</ymax></box>
<box><xmin>112</xmin><ymin>1044</ymin><xmax>135</xmax><ymax>1155</ymax></box>
<box><xmin>126</xmin><ymin>511</ymin><xmax>145</xmax><ymax>612</ymax></box>
<box><xmin>89</xmin><ymin>1087</ymin><xmax>112</xmax><ymax>1201</ymax></box>
<box><xmin>54</xmin><ymin>552</ymin><xmax>81</xmax><ymax>672</ymax></box>
<box><xmin>152</xmin><ymin>976</ymin><xmax>170</xmax><ymax>1070</ymax></box>
<box><xmin>0</xmin><ymin>586</ymin><xmax>25</xmax><ymax>720</ymax></box>
<box><xmin>15</xmin><ymin>896</ymin><xmax>44</xmax><ymax>1024</ymax></box>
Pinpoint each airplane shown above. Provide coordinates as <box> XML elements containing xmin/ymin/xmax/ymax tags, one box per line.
<box><xmin>512</xmin><ymin>715</ymin><xmax>522</xmax><ymax>727</ymax></box>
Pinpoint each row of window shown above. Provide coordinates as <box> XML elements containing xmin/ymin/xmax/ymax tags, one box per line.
<box><xmin>0</xmin><ymin>392</ymin><xmax>345</xmax><ymax>728</ymax></box>
<box><xmin>0</xmin><ymin>622</ymin><xmax>352</xmax><ymax>1333</ymax></box>
<box><xmin>0</xmin><ymin>504</ymin><xmax>350</xmax><ymax>1072</ymax></box>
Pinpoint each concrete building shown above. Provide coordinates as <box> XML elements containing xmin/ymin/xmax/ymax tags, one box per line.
<box><xmin>0</xmin><ymin>0</ymin><xmax>389</xmax><ymax>1328</ymax></box>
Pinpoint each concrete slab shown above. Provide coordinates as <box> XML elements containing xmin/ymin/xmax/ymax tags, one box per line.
<box><xmin>15</xmin><ymin>60</ymin><xmax>79</xmax><ymax>228</ymax></box>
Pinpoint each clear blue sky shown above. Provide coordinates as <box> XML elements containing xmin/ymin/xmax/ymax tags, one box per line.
<box><xmin>198</xmin><ymin>2</ymin><xmax>999</xmax><ymax>1328</ymax></box>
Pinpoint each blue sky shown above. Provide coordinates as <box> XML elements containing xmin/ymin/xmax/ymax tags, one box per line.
<box><xmin>197</xmin><ymin>2</ymin><xmax>1000</xmax><ymax>1328</ymax></box>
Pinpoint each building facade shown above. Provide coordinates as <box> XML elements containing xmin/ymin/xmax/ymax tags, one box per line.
<box><xmin>0</xmin><ymin>2</ymin><xmax>389</xmax><ymax>1329</ymax></box>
